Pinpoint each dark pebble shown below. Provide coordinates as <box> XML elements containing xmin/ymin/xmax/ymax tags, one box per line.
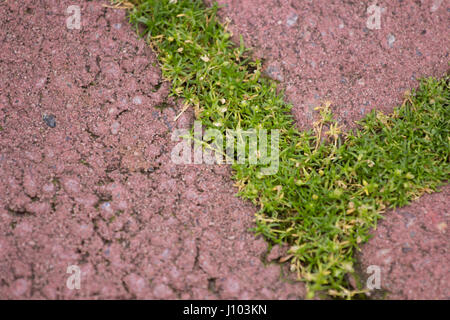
<box><xmin>43</xmin><ymin>114</ymin><xmax>56</xmax><ymax>128</ymax></box>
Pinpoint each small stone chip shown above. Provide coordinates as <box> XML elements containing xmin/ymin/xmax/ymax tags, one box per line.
<box><xmin>43</xmin><ymin>114</ymin><xmax>56</xmax><ymax>128</ymax></box>
<box><xmin>387</xmin><ymin>34</ymin><xmax>396</xmax><ymax>48</ymax></box>
<box><xmin>286</xmin><ymin>13</ymin><xmax>298</xmax><ymax>27</ymax></box>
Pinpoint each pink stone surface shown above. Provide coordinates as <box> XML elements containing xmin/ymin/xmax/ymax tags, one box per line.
<box><xmin>0</xmin><ymin>0</ymin><xmax>448</xmax><ymax>300</ymax></box>
<box><xmin>0</xmin><ymin>0</ymin><xmax>304</xmax><ymax>299</ymax></box>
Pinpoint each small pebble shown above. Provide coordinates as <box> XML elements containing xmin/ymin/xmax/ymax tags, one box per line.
<box><xmin>111</xmin><ymin>121</ymin><xmax>120</xmax><ymax>135</ymax></box>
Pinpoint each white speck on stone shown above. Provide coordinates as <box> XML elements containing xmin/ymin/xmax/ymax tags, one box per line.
<box><xmin>161</xmin><ymin>249</ymin><xmax>170</xmax><ymax>259</ymax></box>
<box><xmin>132</xmin><ymin>96</ymin><xmax>142</xmax><ymax>105</ymax></box>
<box><xmin>63</xmin><ymin>178</ymin><xmax>80</xmax><ymax>194</ymax></box>
<box><xmin>339</xmin><ymin>23</ymin><xmax>345</xmax><ymax>29</ymax></box>
<box><xmin>387</xmin><ymin>34</ymin><xmax>396</xmax><ymax>48</ymax></box>
<box><xmin>111</xmin><ymin>121</ymin><xmax>120</xmax><ymax>135</ymax></box>
<box><xmin>286</xmin><ymin>13</ymin><xmax>298</xmax><ymax>27</ymax></box>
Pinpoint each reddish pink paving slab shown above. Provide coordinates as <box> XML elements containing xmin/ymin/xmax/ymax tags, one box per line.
<box><xmin>0</xmin><ymin>0</ymin><xmax>305</xmax><ymax>299</ymax></box>
<box><xmin>358</xmin><ymin>185</ymin><xmax>450</xmax><ymax>300</ymax></box>
<box><xmin>208</xmin><ymin>0</ymin><xmax>449</xmax><ymax>299</ymax></box>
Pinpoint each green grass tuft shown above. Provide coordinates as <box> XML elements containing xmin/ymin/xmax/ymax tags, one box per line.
<box><xmin>127</xmin><ymin>0</ymin><xmax>449</xmax><ymax>298</ymax></box>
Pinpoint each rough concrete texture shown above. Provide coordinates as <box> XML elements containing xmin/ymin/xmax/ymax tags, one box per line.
<box><xmin>358</xmin><ymin>185</ymin><xmax>449</xmax><ymax>300</ymax></box>
<box><xmin>210</xmin><ymin>0</ymin><xmax>449</xmax><ymax>299</ymax></box>
<box><xmin>0</xmin><ymin>0</ymin><xmax>305</xmax><ymax>299</ymax></box>
<box><xmin>0</xmin><ymin>0</ymin><xmax>448</xmax><ymax>300</ymax></box>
